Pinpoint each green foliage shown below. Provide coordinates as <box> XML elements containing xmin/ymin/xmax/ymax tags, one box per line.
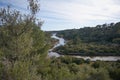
<box><xmin>52</xmin><ymin>22</ymin><xmax>120</xmax><ymax>56</ymax></box>
<box><xmin>47</xmin><ymin>57</ymin><xmax>119</xmax><ymax>80</ymax></box>
<box><xmin>0</xmin><ymin>0</ymin><xmax>120</xmax><ymax>80</ymax></box>
<box><xmin>56</xmin><ymin>56</ymin><xmax>85</xmax><ymax>65</ymax></box>
<box><xmin>92</xmin><ymin>60</ymin><xmax>101</xmax><ymax>68</ymax></box>
<box><xmin>87</xmin><ymin>68</ymin><xmax>111</xmax><ymax>80</ymax></box>
<box><xmin>0</xmin><ymin>0</ymin><xmax>48</xmax><ymax>80</ymax></box>
<box><xmin>109</xmin><ymin>66</ymin><xmax>120</xmax><ymax>80</ymax></box>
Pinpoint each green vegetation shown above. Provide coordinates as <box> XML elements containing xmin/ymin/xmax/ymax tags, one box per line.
<box><xmin>0</xmin><ymin>0</ymin><xmax>120</xmax><ymax>80</ymax></box>
<box><xmin>37</xmin><ymin>56</ymin><xmax>120</xmax><ymax>80</ymax></box>
<box><xmin>0</xmin><ymin>0</ymin><xmax>49</xmax><ymax>80</ymax></box>
<box><xmin>52</xmin><ymin>23</ymin><xmax>120</xmax><ymax>56</ymax></box>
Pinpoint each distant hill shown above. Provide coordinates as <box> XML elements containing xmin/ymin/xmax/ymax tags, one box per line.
<box><xmin>48</xmin><ymin>22</ymin><xmax>120</xmax><ymax>56</ymax></box>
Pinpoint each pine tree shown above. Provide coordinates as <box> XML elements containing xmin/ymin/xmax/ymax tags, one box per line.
<box><xmin>0</xmin><ymin>0</ymin><xmax>48</xmax><ymax>80</ymax></box>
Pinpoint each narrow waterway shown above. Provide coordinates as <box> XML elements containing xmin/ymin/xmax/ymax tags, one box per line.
<box><xmin>48</xmin><ymin>33</ymin><xmax>120</xmax><ymax>61</ymax></box>
<box><xmin>48</xmin><ymin>33</ymin><xmax>65</xmax><ymax>57</ymax></box>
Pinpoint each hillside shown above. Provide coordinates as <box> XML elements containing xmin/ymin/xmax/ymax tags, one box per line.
<box><xmin>50</xmin><ymin>22</ymin><xmax>120</xmax><ymax>56</ymax></box>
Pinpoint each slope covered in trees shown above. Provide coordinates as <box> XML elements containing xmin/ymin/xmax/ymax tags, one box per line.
<box><xmin>52</xmin><ymin>22</ymin><xmax>120</xmax><ymax>56</ymax></box>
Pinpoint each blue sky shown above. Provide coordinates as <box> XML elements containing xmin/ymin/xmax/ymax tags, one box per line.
<box><xmin>0</xmin><ymin>0</ymin><xmax>120</xmax><ymax>31</ymax></box>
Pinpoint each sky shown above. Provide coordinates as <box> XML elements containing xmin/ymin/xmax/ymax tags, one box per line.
<box><xmin>0</xmin><ymin>0</ymin><xmax>120</xmax><ymax>31</ymax></box>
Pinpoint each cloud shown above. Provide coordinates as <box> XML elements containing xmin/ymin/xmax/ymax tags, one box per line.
<box><xmin>0</xmin><ymin>0</ymin><xmax>120</xmax><ymax>31</ymax></box>
<box><xmin>40</xmin><ymin>0</ymin><xmax>120</xmax><ymax>30</ymax></box>
<box><xmin>41</xmin><ymin>0</ymin><xmax>120</xmax><ymax>21</ymax></box>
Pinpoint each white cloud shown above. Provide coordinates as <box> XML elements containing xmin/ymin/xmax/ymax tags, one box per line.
<box><xmin>41</xmin><ymin>0</ymin><xmax>120</xmax><ymax>23</ymax></box>
<box><xmin>0</xmin><ymin>0</ymin><xmax>120</xmax><ymax>30</ymax></box>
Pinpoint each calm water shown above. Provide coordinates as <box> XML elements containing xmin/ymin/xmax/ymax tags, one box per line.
<box><xmin>48</xmin><ymin>33</ymin><xmax>120</xmax><ymax>61</ymax></box>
